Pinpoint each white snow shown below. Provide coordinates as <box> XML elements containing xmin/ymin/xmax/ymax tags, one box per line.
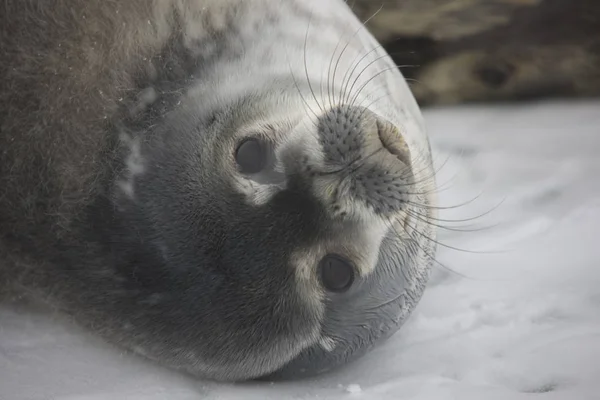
<box><xmin>2</xmin><ymin>99</ymin><xmax>600</xmax><ymax>400</ymax></box>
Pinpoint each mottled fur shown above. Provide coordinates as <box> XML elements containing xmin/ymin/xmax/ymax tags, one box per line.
<box><xmin>0</xmin><ymin>0</ymin><xmax>437</xmax><ymax>382</ymax></box>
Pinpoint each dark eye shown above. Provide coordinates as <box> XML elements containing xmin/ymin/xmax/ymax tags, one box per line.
<box><xmin>319</xmin><ymin>254</ymin><xmax>355</xmax><ymax>293</ymax></box>
<box><xmin>235</xmin><ymin>137</ymin><xmax>268</xmax><ymax>174</ymax></box>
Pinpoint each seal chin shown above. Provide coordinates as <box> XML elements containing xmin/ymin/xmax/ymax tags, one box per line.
<box><xmin>258</xmin><ymin>220</ymin><xmax>423</xmax><ymax>381</ymax></box>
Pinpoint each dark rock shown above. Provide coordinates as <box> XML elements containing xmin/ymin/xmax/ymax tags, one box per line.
<box><xmin>351</xmin><ymin>0</ymin><xmax>600</xmax><ymax>105</ymax></box>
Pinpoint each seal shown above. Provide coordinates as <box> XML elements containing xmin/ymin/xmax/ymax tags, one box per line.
<box><xmin>0</xmin><ymin>0</ymin><xmax>437</xmax><ymax>382</ymax></box>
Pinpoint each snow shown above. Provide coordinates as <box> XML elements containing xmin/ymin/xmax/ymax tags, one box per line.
<box><xmin>2</xmin><ymin>99</ymin><xmax>600</xmax><ymax>400</ymax></box>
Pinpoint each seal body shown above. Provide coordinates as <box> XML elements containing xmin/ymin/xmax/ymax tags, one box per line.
<box><xmin>0</xmin><ymin>0</ymin><xmax>437</xmax><ymax>381</ymax></box>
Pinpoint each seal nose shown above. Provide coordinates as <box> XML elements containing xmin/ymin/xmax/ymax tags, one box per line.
<box><xmin>314</xmin><ymin>105</ymin><xmax>414</xmax><ymax>218</ymax></box>
<box><xmin>317</xmin><ymin>105</ymin><xmax>412</xmax><ymax>170</ymax></box>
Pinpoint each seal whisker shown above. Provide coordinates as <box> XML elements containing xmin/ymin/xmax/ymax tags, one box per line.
<box><xmin>325</xmin><ymin>10</ymin><xmax>358</xmax><ymax>110</ymax></box>
<box><xmin>363</xmin><ymin>289</ymin><xmax>405</xmax><ymax>311</ymax></box>
<box><xmin>401</xmin><ymin>214</ymin><xmax>501</xmax><ymax>255</ymax></box>
<box><xmin>353</xmin><ymin>93</ymin><xmax>437</xmax><ymax>178</ymax></box>
<box><xmin>404</xmin><ymin>77</ymin><xmax>422</xmax><ymax>90</ymax></box>
<box><xmin>349</xmin><ymin>66</ymin><xmax>400</xmax><ymax>108</ymax></box>
<box><xmin>351</xmin><ymin>73</ymin><xmax>423</xmax><ymax>110</ymax></box>
<box><xmin>405</xmin><ymin>208</ymin><xmax>498</xmax><ymax>234</ymax></box>
<box><xmin>286</xmin><ymin>52</ymin><xmax>320</xmax><ymax>120</ymax></box>
<box><xmin>346</xmin><ymin>51</ymin><xmax>419</xmax><ymax>107</ymax></box>
<box><xmin>353</xmin><ymin>75</ymin><xmax>419</xmax><ymax>124</ymax></box>
<box><xmin>394</xmin><ymin>158</ymin><xmax>445</xmax><ymax>190</ymax></box>
<box><xmin>303</xmin><ymin>7</ymin><xmax>324</xmax><ymax>113</ymax></box>
<box><xmin>388</xmin><ymin>155</ymin><xmax>471</xmax><ymax>195</ymax></box>
<box><xmin>411</xmin><ymin>200</ymin><xmax>505</xmax><ymax>224</ymax></box>
<box><xmin>330</xmin><ymin>3</ymin><xmax>384</xmax><ymax>108</ymax></box>
<box><xmin>344</xmin><ymin>148</ymin><xmax>388</xmax><ymax>176</ymax></box>
<box><xmin>384</xmin><ymin>219</ymin><xmax>470</xmax><ymax>279</ymax></box>
<box><xmin>340</xmin><ymin>43</ymin><xmax>387</xmax><ymax>106</ymax></box>
<box><xmin>344</xmin><ymin>54</ymin><xmax>413</xmax><ymax>106</ymax></box>
<box><xmin>315</xmin><ymin>146</ymin><xmax>385</xmax><ymax>178</ymax></box>
<box><xmin>353</xmin><ymin>61</ymin><xmax>418</xmax><ymax>92</ymax></box>
<box><xmin>353</xmin><ymin>93</ymin><xmax>433</xmax><ymax>186</ymax></box>
<box><xmin>355</xmin><ymin>90</ymin><xmax>388</xmax><ymax>112</ymax></box>
<box><xmin>395</xmin><ymin>190</ymin><xmax>488</xmax><ymax>211</ymax></box>
<box><xmin>404</xmin><ymin>144</ymin><xmax>478</xmax><ymax>190</ymax></box>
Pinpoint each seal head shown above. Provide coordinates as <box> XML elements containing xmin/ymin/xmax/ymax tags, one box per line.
<box><xmin>100</xmin><ymin>88</ymin><xmax>433</xmax><ymax>381</ymax></box>
<box><xmin>0</xmin><ymin>0</ymin><xmax>437</xmax><ymax>382</ymax></box>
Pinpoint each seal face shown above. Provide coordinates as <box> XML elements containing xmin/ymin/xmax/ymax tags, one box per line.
<box><xmin>0</xmin><ymin>0</ymin><xmax>437</xmax><ymax>382</ymax></box>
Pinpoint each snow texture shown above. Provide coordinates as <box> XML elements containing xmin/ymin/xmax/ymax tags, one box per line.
<box><xmin>2</xmin><ymin>99</ymin><xmax>600</xmax><ymax>400</ymax></box>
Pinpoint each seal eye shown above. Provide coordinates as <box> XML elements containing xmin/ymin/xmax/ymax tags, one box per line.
<box><xmin>319</xmin><ymin>254</ymin><xmax>355</xmax><ymax>293</ymax></box>
<box><xmin>235</xmin><ymin>137</ymin><xmax>267</xmax><ymax>174</ymax></box>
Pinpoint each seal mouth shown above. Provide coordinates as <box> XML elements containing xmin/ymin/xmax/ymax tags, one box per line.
<box><xmin>376</xmin><ymin>120</ymin><xmax>412</xmax><ymax>167</ymax></box>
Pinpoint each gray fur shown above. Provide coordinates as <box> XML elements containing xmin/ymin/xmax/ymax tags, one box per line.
<box><xmin>0</xmin><ymin>0</ymin><xmax>437</xmax><ymax>382</ymax></box>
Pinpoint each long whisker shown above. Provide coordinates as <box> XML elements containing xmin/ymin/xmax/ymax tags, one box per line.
<box><xmin>410</xmin><ymin>197</ymin><xmax>506</xmax><ymax>225</ymax></box>
<box><xmin>286</xmin><ymin>53</ymin><xmax>319</xmax><ymax>120</ymax></box>
<box><xmin>325</xmin><ymin>10</ymin><xmax>355</xmax><ymax>110</ymax></box>
<box><xmin>303</xmin><ymin>7</ymin><xmax>323</xmax><ymax>113</ymax></box>
<box><xmin>349</xmin><ymin>63</ymin><xmax>419</xmax><ymax>110</ymax></box>
<box><xmin>318</xmin><ymin>146</ymin><xmax>386</xmax><ymax>178</ymax></box>
<box><xmin>363</xmin><ymin>290</ymin><xmax>406</xmax><ymax>311</ymax></box>
<box><xmin>345</xmin><ymin>55</ymin><xmax>414</xmax><ymax>105</ymax></box>
<box><xmin>330</xmin><ymin>3</ymin><xmax>384</xmax><ymax>108</ymax></box>
<box><xmin>400</xmin><ymin>212</ymin><xmax>500</xmax><ymax>255</ymax></box>
<box><xmin>391</xmin><ymin>149</ymin><xmax>455</xmax><ymax>192</ymax></box>
<box><xmin>345</xmin><ymin>148</ymin><xmax>387</xmax><ymax>176</ymax></box>
<box><xmin>398</xmin><ymin>191</ymin><xmax>486</xmax><ymax>211</ymax></box>
<box><xmin>353</xmin><ymin>97</ymin><xmax>436</xmax><ymax>180</ymax></box>
<box><xmin>354</xmin><ymin>91</ymin><xmax>495</xmax><ymax>226</ymax></box>
<box><xmin>405</xmin><ymin>208</ymin><xmax>498</xmax><ymax>234</ymax></box>
<box><xmin>340</xmin><ymin>44</ymin><xmax>385</xmax><ymax>106</ymax></box>
<box><xmin>353</xmin><ymin>96</ymin><xmax>453</xmax><ymax>197</ymax></box>
<box><xmin>349</xmin><ymin>66</ymin><xmax>403</xmax><ymax>107</ymax></box>
<box><xmin>384</xmin><ymin>219</ymin><xmax>471</xmax><ymax>279</ymax></box>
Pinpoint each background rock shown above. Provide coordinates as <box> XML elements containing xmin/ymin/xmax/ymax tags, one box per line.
<box><xmin>351</xmin><ymin>0</ymin><xmax>600</xmax><ymax>105</ymax></box>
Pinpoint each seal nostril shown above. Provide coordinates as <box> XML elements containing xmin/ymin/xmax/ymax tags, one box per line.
<box><xmin>376</xmin><ymin>120</ymin><xmax>411</xmax><ymax>167</ymax></box>
<box><xmin>319</xmin><ymin>254</ymin><xmax>355</xmax><ymax>293</ymax></box>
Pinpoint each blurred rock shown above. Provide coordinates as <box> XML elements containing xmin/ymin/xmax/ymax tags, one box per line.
<box><xmin>351</xmin><ymin>0</ymin><xmax>600</xmax><ymax>105</ymax></box>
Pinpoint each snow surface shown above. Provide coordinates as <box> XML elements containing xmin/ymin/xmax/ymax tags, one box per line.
<box><xmin>2</xmin><ymin>99</ymin><xmax>600</xmax><ymax>400</ymax></box>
